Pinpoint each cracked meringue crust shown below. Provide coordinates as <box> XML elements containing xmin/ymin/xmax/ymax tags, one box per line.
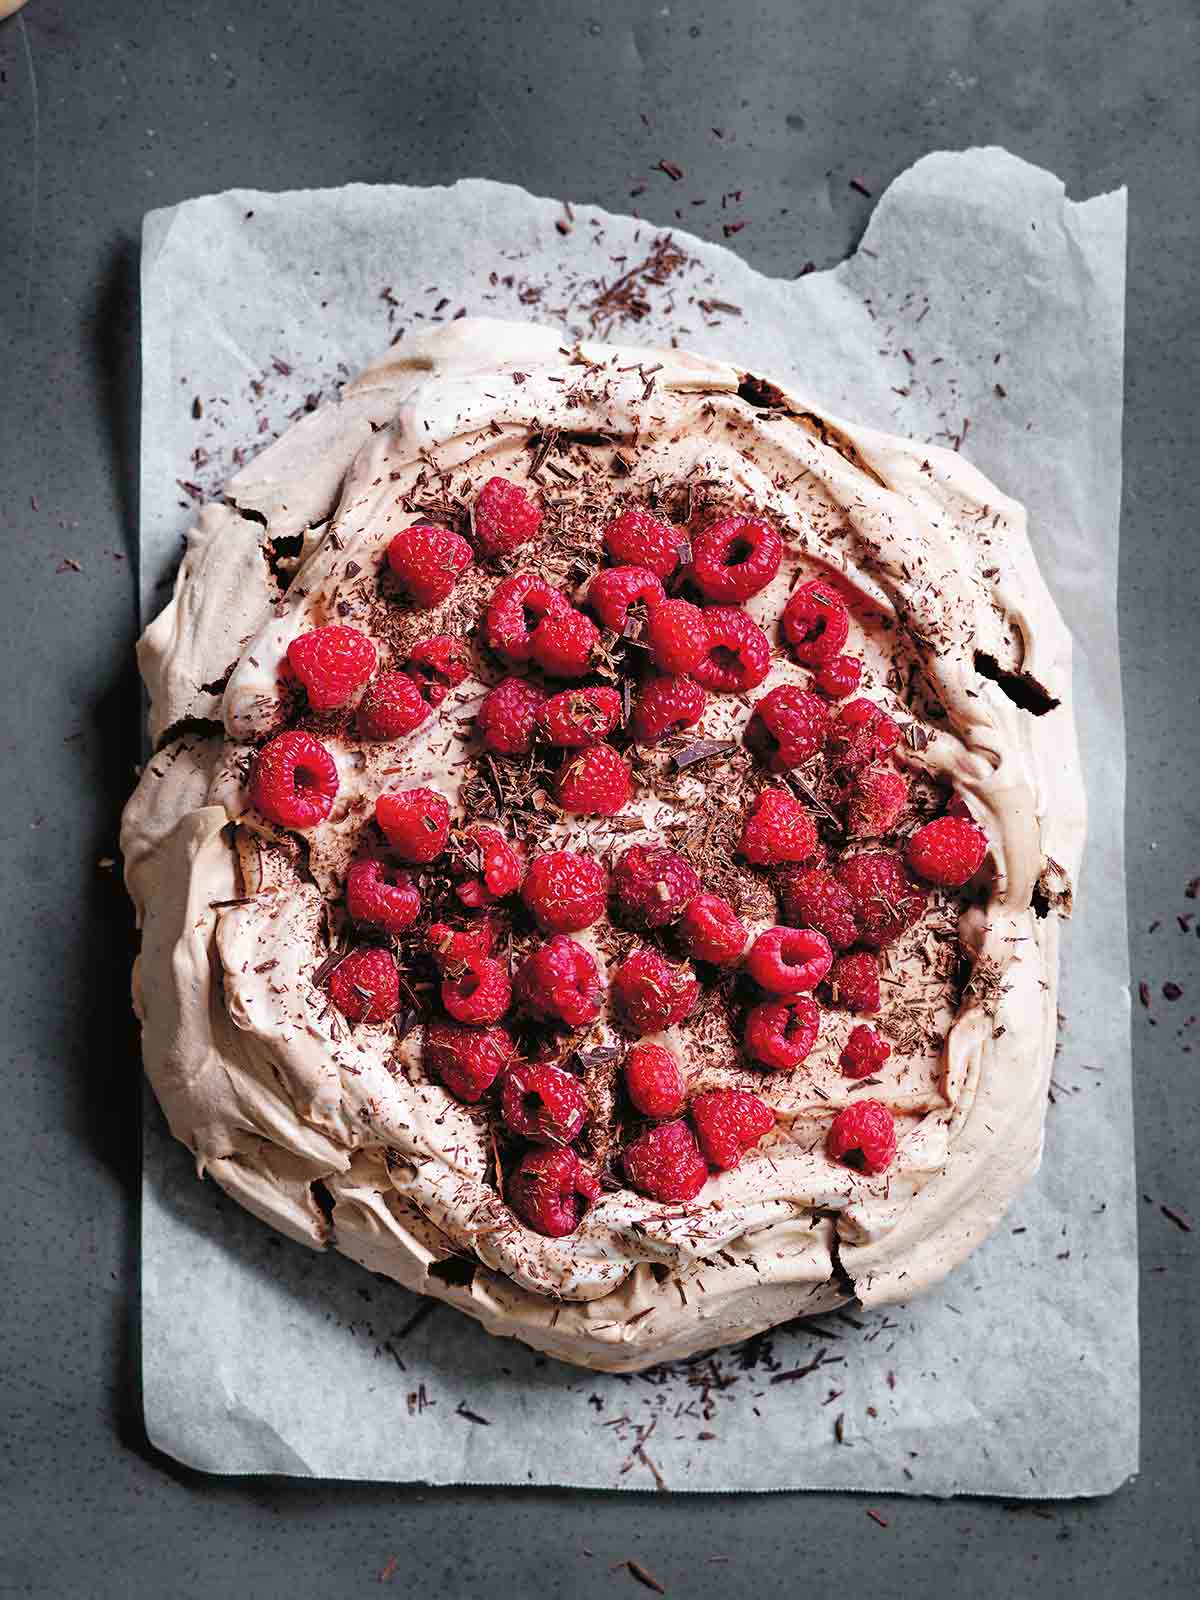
<box><xmin>122</xmin><ymin>318</ymin><xmax>1085</xmax><ymax>1372</ymax></box>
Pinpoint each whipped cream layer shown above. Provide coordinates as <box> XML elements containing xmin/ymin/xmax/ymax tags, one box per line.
<box><xmin>122</xmin><ymin>319</ymin><xmax>1084</xmax><ymax>1371</ymax></box>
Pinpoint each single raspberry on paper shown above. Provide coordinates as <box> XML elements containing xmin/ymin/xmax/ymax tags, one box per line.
<box><xmin>691</xmin><ymin>1090</ymin><xmax>774</xmax><ymax>1171</ymax></box>
<box><xmin>386</xmin><ymin>523</ymin><xmax>472</xmax><ymax>608</ymax></box>
<box><xmin>250</xmin><ymin>730</ymin><xmax>338</xmax><ymax>829</ymax></box>
<box><xmin>328</xmin><ymin>947</ymin><xmax>399</xmax><ymax>1024</ymax></box>
<box><xmin>286</xmin><ymin>625</ymin><xmax>377</xmax><ymax>711</ymax></box>
<box><xmin>622</xmin><ymin>1119</ymin><xmax>708</xmax><ymax>1203</ymax></box>
<box><xmin>374</xmin><ymin>787</ymin><xmax>451</xmax><ymax>863</ymax></box>
<box><xmin>508</xmin><ymin>1147</ymin><xmax>601</xmax><ymax>1237</ymax></box>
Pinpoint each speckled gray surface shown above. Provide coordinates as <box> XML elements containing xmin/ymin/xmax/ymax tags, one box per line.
<box><xmin>1</xmin><ymin>1</ymin><xmax>1196</xmax><ymax>1595</ymax></box>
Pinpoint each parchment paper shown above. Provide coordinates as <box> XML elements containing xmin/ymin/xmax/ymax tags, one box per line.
<box><xmin>137</xmin><ymin>149</ymin><xmax>1136</xmax><ymax>1495</ymax></box>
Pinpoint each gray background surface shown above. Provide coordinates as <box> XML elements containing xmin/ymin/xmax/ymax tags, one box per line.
<box><xmin>0</xmin><ymin>1</ymin><xmax>1195</xmax><ymax>1595</ymax></box>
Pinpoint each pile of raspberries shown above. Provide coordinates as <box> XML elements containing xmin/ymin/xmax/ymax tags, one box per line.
<box><xmin>246</xmin><ymin>476</ymin><xmax>991</xmax><ymax>1238</ymax></box>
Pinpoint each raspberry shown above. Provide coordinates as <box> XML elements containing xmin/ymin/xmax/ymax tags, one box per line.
<box><xmin>286</xmin><ymin>625</ymin><xmax>376</xmax><ymax>711</ymax></box>
<box><xmin>777</xmin><ymin>866</ymin><xmax>859</xmax><ymax>950</ymax></box>
<box><xmin>622</xmin><ymin>1119</ymin><xmax>708</xmax><ymax>1203</ymax></box>
<box><xmin>387</xmin><ymin>523</ymin><xmax>472</xmax><ymax>608</ymax></box>
<box><xmin>476</xmin><ymin>677</ymin><xmax>547</xmax><ymax>755</ymax></box>
<box><xmin>688</xmin><ymin>514</ymin><xmax>782</xmax><ymax>602</ymax></box>
<box><xmin>745</xmin><ymin>685</ymin><xmax>831</xmax><ymax>772</ymax></box>
<box><xmin>813</xmin><ymin>653</ymin><xmax>863</xmax><ymax>700</ymax></box>
<box><xmin>604</xmin><ymin>506</ymin><xmax>681</xmax><ymax>580</ymax></box>
<box><xmin>836</xmin><ymin>851</ymin><xmax>927</xmax><ymax>948</ymax></box>
<box><xmin>357</xmin><ymin>671</ymin><xmax>432</xmax><ymax>740</ymax></box>
<box><xmin>473</xmin><ymin>475</ymin><xmax>541</xmax><ymax>558</ymax></box>
<box><xmin>375</xmin><ymin>787</ymin><xmax>451</xmax><ymax>863</ymax></box>
<box><xmin>691</xmin><ymin>1090</ymin><xmax>774</xmax><ymax>1171</ymax></box>
<box><xmin>425</xmin><ymin>1019</ymin><xmax>514</xmax><ymax>1103</ymax></box>
<box><xmin>556</xmin><ymin>744</ymin><xmax>631</xmax><ymax>815</ymax></box>
<box><xmin>744</xmin><ymin>995</ymin><xmax>821</xmax><ymax>1071</ymax></box>
<box><xmin>587</xmin><ymin>566</ymin><xmax>665</xmax><ymax>633</ymax></box>
<box><xmin>515</xmin><ymin>935</ymin><xmax>603</xmax><ymax>1027</ymax></box>
<box><xmin>829</xmin><ymin>698</ymin><xmax>901</xmax><ymax>773</ymax></box>
<box><xmin>427</xmin><ymin>920</ymin><xmax>496</xmax><ymax>967</ymax></box>
<box><xmin>484</xmin><ymin>573</ymin><xmax>567</xmax><ymax>664</ymax></box>
<box><xmin>610</xmin><ymin>845</ymin><xmax>701</xmax><ymax>929</ymax></box>
<box><xmin>738</xmin><ymin>788</ymin><xmax>819</xmax><ymax>866</ymax></box>
<box><xmin>406</xmin><ymin>635</ymin><xmax>470</xmax><ymax>706</ymax></box>
<box><xmin>610</xmin><ymin>947</ymin><xmax>699</xmax><ymax>1035</ymax></box>
<box><xmin>690</xmin><ymin>606</ymin><xmax>771</xmax><ymax>692</ymax></box>
<box><xmin>452</xmin><ymin>824</ymin><xmax>521</xmax><ymax>908</ymax></box>
<box><xmin>946</xmin><ymin>793</ymin><xmax>973</xmax><ymax>820</ymax></box>
<box><xmin>845</xmin><ymin>766</ymin><xmax>908</xmax><ymax>838</ymax></box>
<box><xmin>530</xmin><ymin>608</ymin><xmax>600</xmax><ymax>678</ymax></box>
<box><xmin>906</xmin><ymin>816</ymin><xmax>989</xmax><ymax>887</ymax></box>
<box><xmin>677</xmin><ymin>892</ymin><xmax>748</xmax><ymax>965</ymax></box>
<box><xmin>746</xmin><ymin>926</ymin><xmax>833</xmax><ymax>993</ymax></box>
<box><xmin>500</xmin><ymin>1060</ymin><xmax>590</xmax><ymax>1146</ymax></box>
<box><xmin>441</xmin><ymin>955</ymin><xmax>511</xmax><ymax>1025</ymax></box>
<box><xmin>781</xmin><ymin>578</ymin><xmax>850</xmax><ymax>665</ymax></box>
<box><xmin>623</xmin><ymin>1042</ymin><xmax>686</xmax><ymax>1119</ymax></box>
<box><xmin>328</xmin><ymin>948</ymin><xmax>399</xmax><ymax>1024</ymax></box>
<box><xmin>537</xmin><ymin>685</ymin><xmax>622</xmax><ymax>747</ymax></box>
<box><xmin>827</xmin><ymin>950</ymin><xmax>881</xmax><ymax>1013</ymax></box>
<box><xmin>508</xmin><ymin>1146</ymin><xmax>600</xmax><ymax>1237</ymax></box>
<box><xmin>345</xmin><ymin>858</ymin><xmax>420</xmax><ymax>934</ymax></box>
<box><xmin>840</xmin><ymin>1024</ymin><xmax>892</xmax><ymax>1079</ymax></box>
<box><xmin>826</xmin><ymin>1099</ymin><xmax>897</xmax><ymax>1175</ymax></box>
<box><xmin>521</xmin><ymin>850</ymin><xmax>608</xmax><ymax>933</ymax></box>
<box><xmin>631</xmin><ymin>674</ymin><xmax>706</xmax><ymax>744</ymax></box>
<box><xmin>645</xmin><ymin>598</ymin><xmax>709</xmax><ymax>674</ymax></box>
<box><xmin>250</xmin><ymin>730</ymin><xmax>338</xmax><ymax>829</ymax></box>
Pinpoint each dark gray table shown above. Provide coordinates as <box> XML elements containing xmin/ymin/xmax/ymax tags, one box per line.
<box><xmin>2</xmin><ymin>2</ymin><xmax>1196</xmax><ymax>1595</ymax></box>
